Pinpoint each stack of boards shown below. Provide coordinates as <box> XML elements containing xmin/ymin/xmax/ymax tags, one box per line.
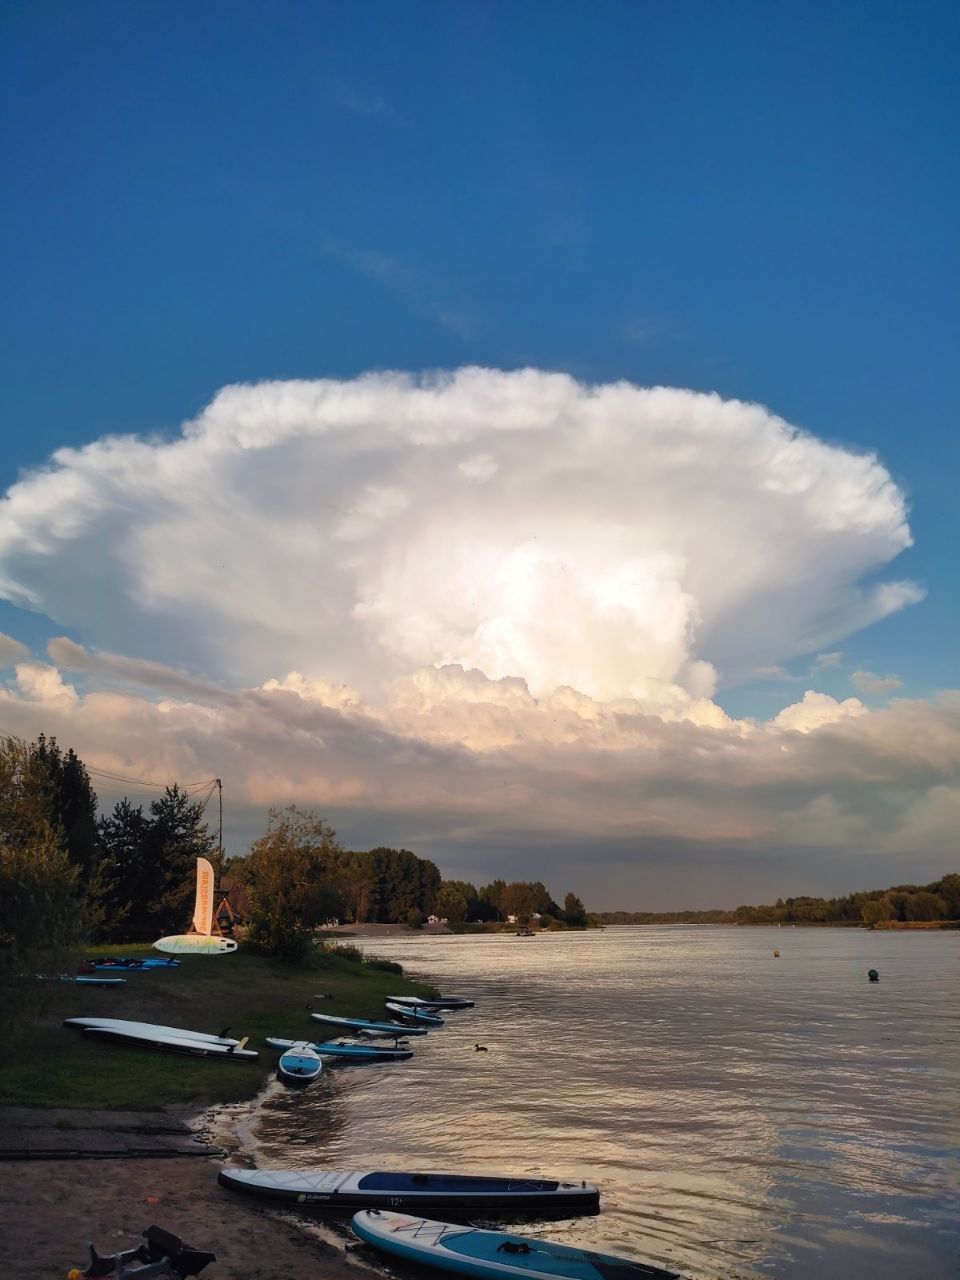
<box><xmin>64</xmin><ymin>1017</ymin><xmax>258</xmax><ymax>1062</ymax></box>
<box><xmin>384</xmin><ymin>1001</ymin><xmax>445</xmax><ymax>1026</ymax></box>
<box><xmin>351</xmin><ymin>1209</ymin><xmax>680</xmax><ymax>1280</ymax></box>
<box><xmin>386</xmin><ymin>994</ymin><xmax>475</xmax><ymax>1010</ymax></box>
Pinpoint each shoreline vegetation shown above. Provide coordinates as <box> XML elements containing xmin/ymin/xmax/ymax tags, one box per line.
<box><xmin>590</xmin><ymin>871</ymin><xmax>960</xmax><ymax>929</ymax></box>
<box><xmin>0</xmin><ymin>940</ymin><xmax>433</xmax><ymax>1111</ymax></box>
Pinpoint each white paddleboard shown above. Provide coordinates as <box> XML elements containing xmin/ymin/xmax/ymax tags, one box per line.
<box><xmin>64</xmin><ymin>1017</ymin><xmax>240</xmax><ymax>1045</ymax></box>
<box><xmin>82</xmin><ymin>1026</ymin><xmax>257</xmax><ymax>1061</ymax></box>
<box><xmin>153</xmin><ymin>934</ymin><xmax>238</xmax><ymax>955</ymax></box>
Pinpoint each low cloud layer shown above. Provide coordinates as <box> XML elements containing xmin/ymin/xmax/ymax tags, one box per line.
<box><xmin>0</xmin><ymin>641</ymin><xmax>956</xmax><ymax>906</ymax></box>
<box><xmin>0</xmin><ymin>369</ymin><xmax>946</xmax><ymax>905</ymax></box>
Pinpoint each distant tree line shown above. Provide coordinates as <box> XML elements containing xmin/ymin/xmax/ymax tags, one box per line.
<box><xmin>593</xmin><ymin>874</ymin><xmax>960</xmax><ymax>927</ymax></box>
<box><xmin>225</xmin><ymin>807</ymin><xmax>591</xmax><ymax>957</ymax></box>
<box><xmin>0</xmin><ymin>734</ymin><xmax>593</xmax><ymax>979</ymax></box>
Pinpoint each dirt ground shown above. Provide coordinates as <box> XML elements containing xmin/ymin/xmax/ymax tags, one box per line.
<box><xmin>0</xmin><ymin>1155</ymin><xmax>372</xmax><ymax>1280</ymax></box>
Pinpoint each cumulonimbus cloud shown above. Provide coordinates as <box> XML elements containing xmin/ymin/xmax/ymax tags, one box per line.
<box><xmin>0</xmin><ymin>369</ymin><xmax>944</xmax><ymax>902</ymax></box>
<box><xmin>0</xmin><ymin>368</ymin><xmax>923</xmax><ymax>706</ymax></box>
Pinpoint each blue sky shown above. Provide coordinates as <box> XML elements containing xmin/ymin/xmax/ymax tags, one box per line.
<box><xmin>0</xmin><ymin>2</ymin><xmax>957</xmax><ymax>903</ymax></box>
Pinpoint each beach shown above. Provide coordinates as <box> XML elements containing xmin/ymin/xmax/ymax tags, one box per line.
<box><xmin>0</xmin><ymin>1146</ymin><xmax>364</xmax><ymax>1280</ymax></box>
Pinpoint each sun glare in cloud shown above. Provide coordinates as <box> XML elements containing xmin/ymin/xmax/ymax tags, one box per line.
<box><xmin>0</xmin><ymin>367</ymin><xmax>950</xmax><ymax>896</ymax></box>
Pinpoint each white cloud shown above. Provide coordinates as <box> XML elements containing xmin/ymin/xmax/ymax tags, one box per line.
<box><xmin>850</xmin><ymin>669</ymin><xmax>903</xmax><ymax>695</ymax></box>
<box><xmin>0</xmin><ymin>369</ymin><xmax>921</xmax><ymax>709</ymax></box>
<box><xmin>772</xmin><ymin>689</ymin><xmax>867</xmax><ymax>734</ymax></box>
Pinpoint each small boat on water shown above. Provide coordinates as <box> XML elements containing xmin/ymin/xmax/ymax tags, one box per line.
<box><xmin>351</xmin><ymin>1209</ymin><xmax>680</xmax><ymax>1280</ymax></box>
<box><xmin>385</xmin><ymin>995</ymin><xmax>475</xmax><ymax>1011</ymax></box>
<box><xmin>219</xmin><ymin>1168</ymin><xmax>600</xmax><ymax>1212</ymax></box>
<box><xmin>266</xmin><ymin>1037</ymin><xmax>414</xmax><ymax>1062</ymax></box>
<box><xmin>277</xmin><ymin>1045</ymin><xmax>323</xmax><ymax>1085</ymax></box>
<box><xmin>311</xmin><ymin>1012</ymin><xmax>428</xmax><ymax>1037</ymax></box>
<box><xmin>385</xmin><ymin>1001</ymin><xmax>444</xmax><ymax>1026</ymax></box>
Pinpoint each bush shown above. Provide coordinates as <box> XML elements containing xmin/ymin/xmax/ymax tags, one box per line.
<box><xmin>327</xmin><ymin>942</ymin><xmax>364</xmax><ymax>963</ymax></box>
<box><xmin>406</xmin><ymin>909</ymin><xmax>425</xmax><ymax>928</ymax></box>
<box><xmin>364</xmin><ymin>955</ymin><xmax>402</xmax><ymax>974</ymax></box>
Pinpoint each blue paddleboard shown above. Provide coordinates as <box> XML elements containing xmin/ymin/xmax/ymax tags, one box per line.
<box><xmin>351</xmin><ymin>1210</ymin><xmax>680</xmax><ymax>1279</ymax></box>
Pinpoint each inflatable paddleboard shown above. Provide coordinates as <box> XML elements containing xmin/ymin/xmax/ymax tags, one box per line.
<box><xmin>351</xmin><ymin>1210</ymin><xmax>680</xmax><ymax>1279</ymax></box>
<box><xmin>311</xmin><ymin>1013</ymin><xmax>428</xmax><ymax>1037</ymax></box>
<box><xmin>277</xmin><ymin>1046</ymin><xmax>323</xmax><ymax>1085</ymax></box>
<box><xmin>64</xmin><ymin>1017</ymin><xmax>241</xmax><ymax>1046</ymax></box>
<box><xmin>266</xmin><ymin>1037</ymin><xmax>413</xmax><ymax>1061</ymax></box>
<box><xmin>219</xmin><ymin>1168</ymin><xmax>600</xmax><ymax>1212</ymax></box>
<box><xmin>385</xmin><ymin>1001</ymin><xmax>444</xmax><ymax>1025</ymax></box>
<box><xmin>153</xmin><ymin>934</ymin><xmax>238</xmax><ymax>955</ymax></box>
<box><xmin>386</xmin><ymin>995</ymin><xmax>475</xmax><ymax>1010</ymax></box>
<box><xmin>75</xmin><ymin>976</ymin><xmax>126</xmax><ymax>986</ymax></box>
<box><xmin>82</xmin><ymin>1026</ymin><xmax>257</xmax><ymax>1061</ymax></box>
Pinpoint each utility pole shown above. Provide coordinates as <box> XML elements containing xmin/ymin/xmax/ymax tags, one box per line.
<box><xmin>215</xmin><ymin>777</ymin><xmax>223</xmax><ymax>891</ymax></box>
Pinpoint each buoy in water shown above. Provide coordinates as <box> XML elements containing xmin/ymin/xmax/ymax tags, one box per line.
<box><xmin>773</xmin><ymin>949</ymin><xmax>780</xmax><ymax>957</ymax></box>
<box><xmin>868</xmin><ymin>968</ymin><xmax>879</xmax><ymax>982</ymax></box>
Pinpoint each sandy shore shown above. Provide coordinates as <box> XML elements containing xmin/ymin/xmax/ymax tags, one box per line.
<box><xmin>0</xmin><ymin>1153</ymin><xmax>373</xmax><ymax>1279</ymax></box>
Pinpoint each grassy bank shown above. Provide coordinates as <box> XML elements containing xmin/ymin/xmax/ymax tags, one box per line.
<box><xmin>0</xmin><ymin>942</ymin><xmax>435</xmax><ymax>1110</ymax></box>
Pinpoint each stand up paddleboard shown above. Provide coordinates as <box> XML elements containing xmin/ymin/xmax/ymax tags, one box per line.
<box><xmin>64</xmin><ymin>1013</ymin><xmax>244</xmax><ymax>1044</ymax></box>
<box><xmin>385</xmin><ymin>1001</ymin><xmax>444</xmax><ymax>1025</ymax></box>
<box><xmin>81</xmin><ymin>1026</ymin><xmax>257</xmax><ymax>1061</ymax></box>
<box><xmin>386</xmin><ymin>995</ymin><xmax>475</xmax><ymax>1010</ymax></box>
<box><xmin>351</xmin><ymin>1210</ymin><xmax>680</xmax><ymax>1280</ymax></box>
<box><xmin>277</xmin><ymin>1045</ymin><xmax>323</xmax><ymax>1085</ymax></box>
<box><xmin>311</xmin><ymin>1013</ymin><xmax>428</xmax><ymax>1037</ymax></box>
<box><xmin>65</xmin><ymin>1018</ymin><xmax>256</xmax><ymax>1061</ymax></box>
<box><xmin>153</xmin><ymin>858</ymin><xmax>237</xmax><ymax>955</ymax></box>
<box><xmin>219</xmin><ymin>1168</ymin><xmax>600</xmax><ymax>1213</ymax></box>
<box><xmin>266</xmin><ymin>1037</ymin><xmax>413</xmax><ymax>1061</ymax></box>
<box><xmin>153</xmin><ymin>935</ymin><xmax>238</xmax><ymax>955</ymax></box>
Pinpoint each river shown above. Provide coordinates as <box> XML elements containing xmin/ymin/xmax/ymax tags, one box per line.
<box><xmin>242</xmin><ymin>926</ymin><xmax>959</xmax><ymax>1279</ymax></box>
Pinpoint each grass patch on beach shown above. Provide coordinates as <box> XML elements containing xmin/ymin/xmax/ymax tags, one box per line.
<box><xmin>0</xmin><ymin>942</ymin><xmax>434</xmax><ymax>1110</ymax></box>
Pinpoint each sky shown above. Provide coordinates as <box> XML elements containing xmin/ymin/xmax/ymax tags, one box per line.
<box><xmin>1</xmin><ymin>1</ymin><xmax>958</xmax><ymax>909</ymax></box>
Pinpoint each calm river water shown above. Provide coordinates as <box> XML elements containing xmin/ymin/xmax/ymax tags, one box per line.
<box><xmin>242</xmin><ymin>926</ymin><xmax>959</xmax><ymax>1279</ymax></box>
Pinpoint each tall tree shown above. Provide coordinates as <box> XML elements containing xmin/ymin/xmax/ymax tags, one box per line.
<box><xmin>97</xmin><ymin>798</ymin><xmax>149</xmax><ymax>940</ymax></box>
<box><xmin>0</xmin><ymin>736</ymin><xmax>88</xmax><ymax>1030</ymax></box>
<box><xmin>563</xmin><ymin>891</ymin><xmax>587</xmax><ymax>926</ymax></box>
<box><xmin>242</xmin><ymin>806</ymin><xmax>345</xmax><ymax>961</ymax></box>
<box><xmin>29</xmin><ymin>735</ymin><xmax>102</xmax><ymax>889</ymax></box>
<box><xmin>144</xmin><ymin>783</ymin><xmax>217</xmax><ymax>936</ymax></box>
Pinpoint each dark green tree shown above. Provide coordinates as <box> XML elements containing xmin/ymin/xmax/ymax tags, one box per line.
<box><xmin>30</xmin><ymin>735</ymin><xmax>102</xmax><ymax>889</ymax></box>
<box><xmin>0</xmin><ymin>736</ymin><xmax>88</xmax><ymax>1030</ymax></box>
<box><xmin>563</xmin><ymin>891</ymin><xmax>587</xmax><ymax>926</ymax></box>
<box><xmin>97</xmin><ymin>798</ymin><xmax>149</xmax><ymax>940</ymax></box>
<box><xmin>242</xmin><ymin>806</ymin><xmax>345</xmax><ymax>961</ymax></box>
<box><xmin>129</xmin><ymin>785</ymin><xmax>217</xmax><ymax>937</ymax></box>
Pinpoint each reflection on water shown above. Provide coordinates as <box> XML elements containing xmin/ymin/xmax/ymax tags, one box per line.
<box><xmin>245</xmin><ymin>927</ymin><xmax>960</xmax><ymax>1279</ymax></box>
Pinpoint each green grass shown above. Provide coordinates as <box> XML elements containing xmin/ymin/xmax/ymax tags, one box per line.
<box><xmin>0</xmin><ymin>942</ymin><xmax>435</xmax><ymax>1110</ymax></box>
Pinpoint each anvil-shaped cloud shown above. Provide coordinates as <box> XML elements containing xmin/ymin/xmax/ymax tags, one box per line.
<box><xmin>0</xmin><ymin>369</ymin><xmax>922</xmax><ymax>703</ymax></box>
<box><xmin>0</xmin><ymin>369</ymin><xmax>946</xmax><ymax>905</ymax></box>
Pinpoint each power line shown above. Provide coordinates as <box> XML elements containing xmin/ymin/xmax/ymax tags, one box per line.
<box><xmin>86</xmin><ymin>765</ymin><xmax>218</xmax><ymax>791</ymax></box>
